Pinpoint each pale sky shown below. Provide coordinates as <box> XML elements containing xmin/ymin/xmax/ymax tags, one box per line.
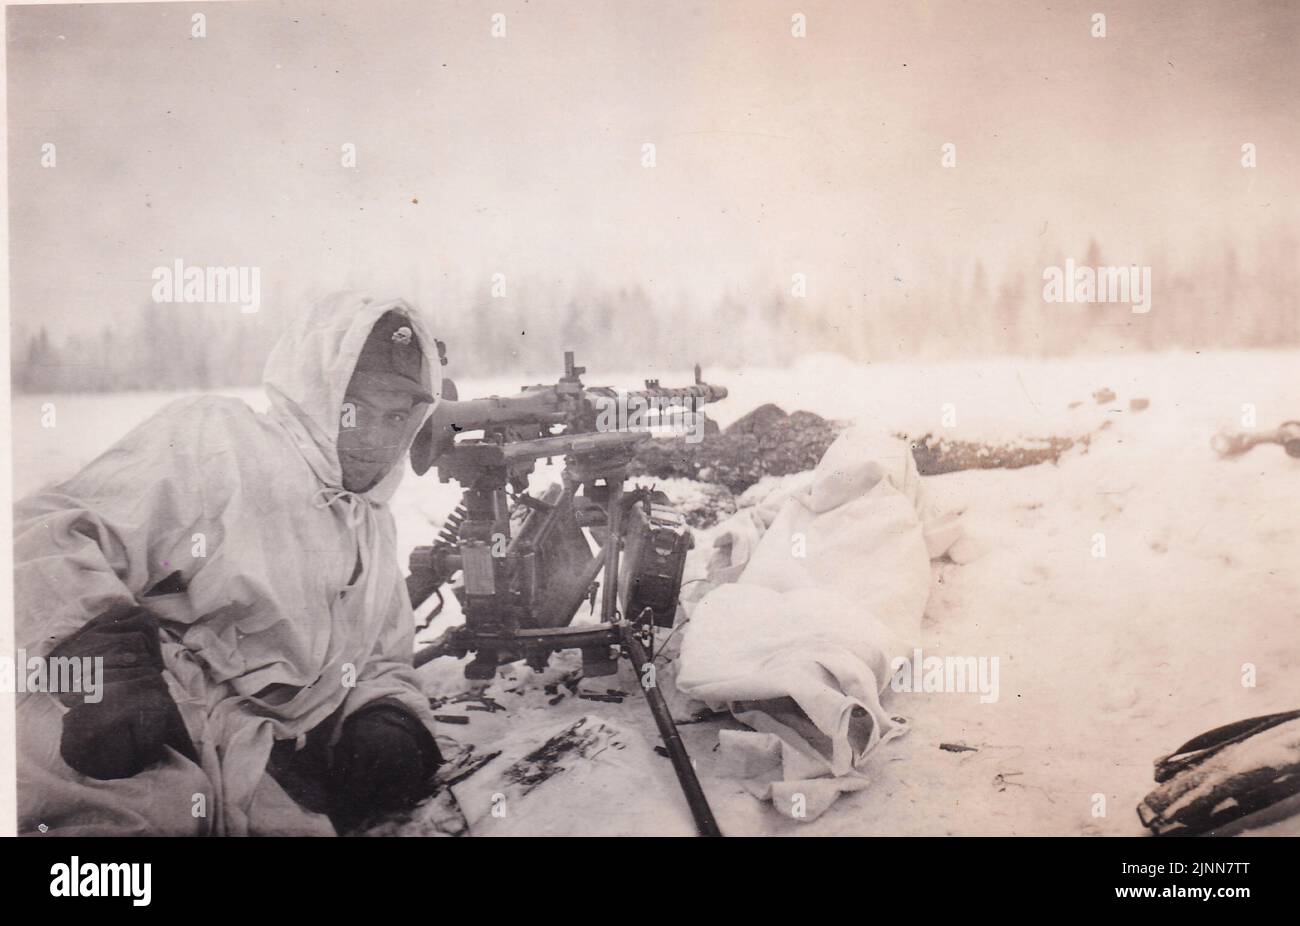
<box><xmin>8</xmin><ymin>0</ymin><xmax>1299</xmax><ymax>333</ymax></box>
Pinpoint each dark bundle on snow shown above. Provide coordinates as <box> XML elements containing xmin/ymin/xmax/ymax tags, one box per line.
<box><xmin>629</xmin><ymin>403</ymin><xmax>844</xmax><ymax>494</ymax></box>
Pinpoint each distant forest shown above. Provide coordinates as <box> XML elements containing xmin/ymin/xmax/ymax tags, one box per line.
<box><xmin>13</xmin><ymin>234</ymin><xmax>1300</xmax><ymax>393</ymax></box>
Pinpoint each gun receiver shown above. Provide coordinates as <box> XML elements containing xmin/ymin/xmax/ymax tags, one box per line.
<box><xmin>410</xmin><ymin>351</ymin><xmax>727</xmax><ymax>479</ymax></box>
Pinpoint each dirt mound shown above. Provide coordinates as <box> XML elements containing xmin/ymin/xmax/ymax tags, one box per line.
<box><xmin>629</xmin><ymin>403</ymin><xmax>844</xmax><ymax>494</ymax></box>
<box><xmin>633</xmin><ymin>401</ymin><xmax>1116</xmax><ymax>489</ymax></box>
<box><xmin>906</xmin><ymin>431</ymin><xmax>1099</xmax><ymax>476</ymax></box>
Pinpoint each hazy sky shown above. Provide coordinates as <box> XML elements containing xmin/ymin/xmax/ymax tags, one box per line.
<box><xmin>8</xmin><ymin>0</ymin><xmax>1299</xmax><ymax>333</ymax></box>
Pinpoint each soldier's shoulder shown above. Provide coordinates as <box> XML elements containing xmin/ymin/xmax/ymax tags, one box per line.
<box><xmin>145</xmin><ymin>394</ymin><xmax>269</xmax><ymax>441</ymax></box>
<box><xmin>141</xmin><ymin>395</ymin><xmax>285</xmax><ymax>466</ymax></box>
<box><xmin>152</xmin><ymin>393</ymin><xmax>258</xmax><ymax>424</ymax></box>
<box><xmin>146</xmin><ymin>395</ymin><xmax>310</xmax><ymax>500</ymax></box>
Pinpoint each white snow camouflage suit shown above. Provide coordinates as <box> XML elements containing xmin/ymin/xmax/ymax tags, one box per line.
<box><xmin>14</xmin><ymin>292</ymin><xmax>442</xmax><ymax>835</ymax></box>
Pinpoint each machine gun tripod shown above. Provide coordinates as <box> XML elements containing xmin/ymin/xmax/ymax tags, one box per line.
<box><xmin>404</xmin><ymin>353</ymin><xmax>726</xmax><ymax>836</ymax></box>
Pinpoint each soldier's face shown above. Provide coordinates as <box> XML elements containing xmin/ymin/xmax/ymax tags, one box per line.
<box><xmin>338</xmin><ymin>378</ymin><xmax>418</xmax><ymax>491</ymax></box>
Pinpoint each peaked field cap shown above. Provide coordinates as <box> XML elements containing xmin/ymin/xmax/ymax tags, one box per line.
<box><xmin>351</xmin><ymin>309</ymin><xmax>437</xmax><ymax>403</ymax></box>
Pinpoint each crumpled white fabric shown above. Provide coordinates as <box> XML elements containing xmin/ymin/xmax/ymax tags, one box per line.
<box><xmin>675</xmin><ymin>427</ymin><xmax>961</xmax><ymax>821</ymax></box>
<box><xmin>14</xmin><ymin>291</ymin><xmax>443</xmax><ymax>835</ymax></box>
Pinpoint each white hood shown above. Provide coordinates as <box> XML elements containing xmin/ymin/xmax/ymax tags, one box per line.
<box><xmin>262</xmin><ymin>291</ymin><xmax>441</xmax><ymax>503</ymax></box>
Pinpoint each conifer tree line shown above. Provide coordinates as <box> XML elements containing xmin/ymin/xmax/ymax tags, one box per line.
<box><xmin>13</xmin><ymin>232</ymin><xmax>1298</xmax><ymax>394</ymax></box>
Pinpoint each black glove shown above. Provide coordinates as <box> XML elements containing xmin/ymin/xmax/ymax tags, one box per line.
<box><xmin>49</xmin><ymin>606</ymin><xmax>197</xmax><ymax>780</ymax></box>
<box><xmin>330</xmin><ymin>699</ymin><xmax>442</xmax><ymax>823</ymax></box>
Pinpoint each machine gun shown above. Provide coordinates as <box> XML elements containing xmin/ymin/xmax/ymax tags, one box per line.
<box><xmin>405</xmin><ymin>351</ymin><xmax>728</xmax><ymax>836</ymax></box>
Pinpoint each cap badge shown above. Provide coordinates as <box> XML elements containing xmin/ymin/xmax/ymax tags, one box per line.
<box><xmin>391</xmin><ymin>325</ymin><xmax>413</xmax><ymax>345</ymax></box>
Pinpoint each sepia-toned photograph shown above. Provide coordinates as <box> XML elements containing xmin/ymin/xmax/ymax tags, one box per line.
<box><xmin>2</xmin><ymin>0</ymin><xmax>1298</xmax><ymax>854</ymax></box>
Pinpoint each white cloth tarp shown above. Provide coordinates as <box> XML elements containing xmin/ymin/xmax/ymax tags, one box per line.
<box><xmin>675</xmin><ymin>427</ymin><xmax>961</xmax><ymax>820</ymax></box>
<box><xmin>14</xmin><ymin>291</ymin><xmax>443</xmax><ymax>835</ymax></box>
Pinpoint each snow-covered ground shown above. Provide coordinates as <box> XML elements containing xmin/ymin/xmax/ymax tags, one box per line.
<box><xmin>11</xmin><ymin>349</ymin><xmax>1300</xmax><ymax>835</ymax></box>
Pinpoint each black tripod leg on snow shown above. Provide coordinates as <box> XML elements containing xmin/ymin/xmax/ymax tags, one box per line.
<box><xmin>621</xmin><ymin>625</ymin><xmax>722</xmax><ymax>837</ymax></box>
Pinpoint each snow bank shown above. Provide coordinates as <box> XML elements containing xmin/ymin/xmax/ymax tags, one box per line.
<box><xmin>13</xmin><ymin>348</ymin><xmax>1299</xmax><ymax>835</ymax></box>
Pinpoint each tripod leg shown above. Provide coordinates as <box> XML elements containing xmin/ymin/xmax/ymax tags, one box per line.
<box><xmin>600</xmin><ymin>479</ymin><xmax>624</xmax><ymax>622</ymax></box>
<box><xmin>621</xmin><ymin>626</ymin><xmax>722</xmax><ymax>837</ymax></box>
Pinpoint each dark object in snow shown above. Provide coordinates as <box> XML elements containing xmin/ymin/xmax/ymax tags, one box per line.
<box><xmin>654</xmin><ymin>745</ymin><xmax>670</xmax><ymax>758</ymax></box>
<box><xmin>620</xmin><ymin>495</ymin><xmax>694</xmax><ymax>628</ymax></box>
<box><xmin>578</xmin><ymin>693</ymin><xmax>625</xmax><ymax>704</ymax></box>
<box><xmin>547</xmin><ymin>694</ymin><xmax>565</xmax><ymax>706</ymax></box>
<box><xmin>939</xmin><ymin>742</ymin><xmax>979</xmax><ymax>753</ymax></box>
<box><xmin>905</xmin><ymin>431</ymin><xmax>1100</xmax><ymax>476</ymax></box>
<box><xmin>727</xmin><ymin>403</ymin><xmax>792</xmax><ymax>436</ymax></box>
<box><xmin>674</xmin><ymin>708</ymin><xmax>728</xmax><ymax>725</ymax></box>
<box><xmin>1138</xmin><ymin>709</ymin><xmax>1300</xmax><ymax>836</ymax></box>
<box><xmin>331</xmin><ymin>701</ymin><xmax>444</xmax><ymax>830</ymax></box>
<box><xmin>620</xmin><ymin>629</ymin><xmax>721</xmax><ymax>836</ymax></box>
<box><xmin>1093</xmin><ymin>387</ymin><xmax>1117</xmax><ymax>404</ymax></box>
<box><xmin>1211</xmin><ymin>420</ymin><xmax>1300</xmax><ymax>459</ymax></box>
<box><xmin>1129</xmin><ymin>398</ymin><xmax>1150</xmax><ymax>412</ymax></box>
<box><xmin>429</xmin><ymin>691</ymin><xmax>507</xmax><ymax>711</ymax></box>
<box><xmin>439</xmin><ymin>748</ymin><xmax>503</xmax><ymax>788</ymax></box>
<box><xmin>635</xmin><ymin>398</ymin><xmax>1113</xmax><ymax>486</ymax></box>
<box><xmin>356</xmin><ymin>746</ymin><xmax>505</xmax><ymax>836</ymax></box>
<box><xmin>434</xmin><ymin>715</ymin><xmax>470</xmax><ymax>725</ymax></box>
<box><xmin>629</xmin><ymin>403</ymin><xmax>845</xmax><ymax>494</ymax></box>
<box><xmin>504</xmin><ymin>718</ymin><xmax>621</xmax><ymax>796</ymax></box>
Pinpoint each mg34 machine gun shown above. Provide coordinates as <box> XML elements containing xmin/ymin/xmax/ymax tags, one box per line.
<box><xmin>405</xmin><ymin>351</ymin><xmax>728</xmax><ymax>835</ymax></box>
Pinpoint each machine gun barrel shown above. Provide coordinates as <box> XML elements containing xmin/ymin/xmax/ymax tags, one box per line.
<box><xmin>412</xmin><ymin>357</ymin><xmax>728</xmax><ymax>477</ymax></box>
<box><xmin>588</xmin><ymin>381</ymin><xmax>728</xmax><ymax>408</ymax></box>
